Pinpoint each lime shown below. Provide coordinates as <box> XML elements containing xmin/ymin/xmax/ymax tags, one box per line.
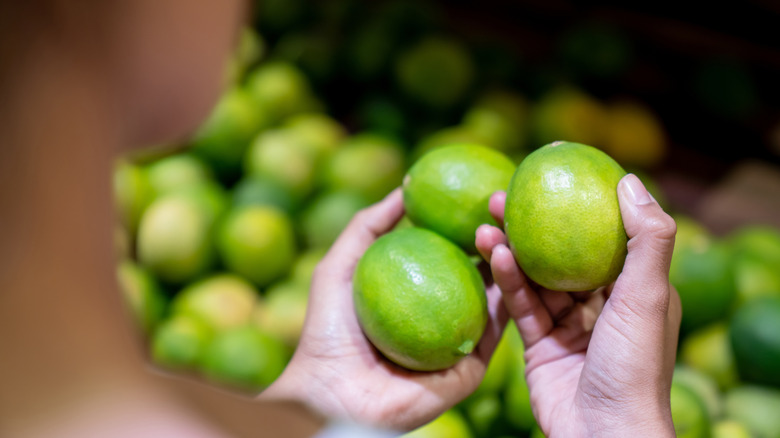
<box><xmin>462</xmin><ymin>90</ymin><xmax>529</xmax><ymax>153</ymax></box>
<box><xmin>712</xmin><ymin>420</ymin><xmax>753</xmax><ymax>438</ymax></box>
<box><xmin>172</xmin><ymin>274</ymin><xmax>258</xmax><ymax>331</ymax></box>
<box><xmin>724</xmin><ymin>385</ymin><xmax>780</xmax><ymax>438</ymax></box>
<box><xmin>505</xmin><ymin>141</ymin><xmax>627</xmax><ymax>291</ymax></box>
<box><xmin>412</xmin><ymin>126</ymin><xmax>487</xmax><ymax>162</ymax></box>
<box><xmin>472</xmin><ymin>323</ymin><xmax>518</xmax><ymax>398</ymax></box>
<box><xmin>300</xmin><ymin>190</ymin><xmax>369</xmax><ymax>249</ymax></box>
<box><xmin>729</xmin><ymin>296</ymin><xmax>780</xmax><ymax>387</ymax></box>
<box><xmin>231</xmin><ymin>175</ymin><xmax>297</xmax><ymax>214</ymax></box>
<box><xmin>603</xmin><ymin>99</ymin><xmax>667</xmax><ymax>168</ymax></box>
<box><xmin>404</xmin><ymin>143</ymin><xmax>515</xmax><ymax>253</ymax></box>
<box><xmin>729</xmin><ymin>226</ymin><xmax>780</xmax><ymax>263</ymax></box>
<box><xmin>224</xmin><ymin>27</ymin><xmax>264</xmax><ymax>84</ymax></box>
<box><xmin>673</xmin><ymin>365</ymin><xmax>723</xmax><ymax>420</ymax></box>
<box><xmin>253</xmin><ymin>280</ymin><xmax>308</xmax><ymax>348</ymax></box>
<box><xmin>402</xmin><ymin>409</ymin><xmax>474</xmax><ymax>438</ymax></box>
<box><xmin>145</xmin><ymin>153</ymin><xmax>214</xmax><ymax>196</ymax></box>
<box><xmin>151</xmin><ymin>314</ymin><xmax>212</xmax><ymax>370</ymax></box>
<box><xmin>243</xmin><ymin>129</ymin><xmax>319</xmax><ymax>202</ymax></box>
<box><xmin>680</xmin><ymin>322</ymin><xmax>738</xmax><ymax>390</ymax></box>
<box><xmin>283</xmin><ymin>112</ymin><xmax>346</xmax><ymax>160</ymax></box>
<box><xmin>136</xmin><ymin>194</ymin><xmax>216</xmax><ymax>284</ymax></box>
<box><xmin>670</xmin><ymin>381</ymin><xmax>711</xmax><ymax>438</ymax></box>
<box><xmin>244</xmin><ymin>61</ymin><xmax>316</xmax><ymax>124</ymax></box>
<box><xmin>504</xmin><ymin>359</ymin><xmax>535</xmax><ymax>433</ymax></box>
<box><xmin>729</xmin><ymin>226</ymin><xmax>780</xmax><ymax>308</ymax></box>
<box><xmin>354</xmin><ymin>227</ymin><xmax>487</xmax><ymax>371</ymax></box>
<box><xmin>530</xmin><ymin>85</ymin><xmax>607</xmax><ymax>147</ymax></box>
<box><xmin>113</xmin><ymin>160</ymin><xmax>155</xmax><ymax>234</ymax></box>
<box><xmin>289</xmin><ymin>248</ymin><xmax>327</xmax><ymax>288</ymax></box>
<box><xmin>200</xmin><ymin>325</ymin><xmax>290</xmax><ymax>391</ymax></box>
<box><xmin>116</xmin><ymin>259</ymin><xmax>166</xmax><ymax>335</ymax></box>
<box><xmin>216</xmin><ymin>206</ymin><xmax>296</xmax><ymax>287</ymax></box>
<box><xmin>463</xmin><ymin>392</ymin><xmax>501</xmax><ymax>437</ymax></box>
<box><xmin>321</xmin><ymin>133</ymin><xmax>406</xmax><ymax>203</ymax></box>
<box><xmin>395</xmin><ymin>36</ymin><xmax>475</xmax><ymax>108</ymax></box>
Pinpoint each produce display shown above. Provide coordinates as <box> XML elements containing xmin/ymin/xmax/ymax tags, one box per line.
<box><xmin>113</xmin><ymin>1</ymin><xmax>780</xmax><ymax>437</ymax></box>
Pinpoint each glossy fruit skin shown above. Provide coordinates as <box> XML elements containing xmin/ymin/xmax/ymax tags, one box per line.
<box><xmin>505</xmin><ymin>141</ymin><xmax>627</xmax><ymax>292</ymax></box>
<box><xmin>353</xmin><ymin>227</ymin><xmax>487</xmax><ymax>372</ymax></box>
<box><xmin>729</xmin><ymin>296</ymin><xmax>780</xmax><ymax>388</ymax></box>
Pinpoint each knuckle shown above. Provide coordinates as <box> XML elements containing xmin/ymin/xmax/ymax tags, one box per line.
<box><xmin>643</xmin><ymin>212</ymin><xmax>677</xmax><ymax>241</ymax></box>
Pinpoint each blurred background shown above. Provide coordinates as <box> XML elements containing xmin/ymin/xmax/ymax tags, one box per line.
<box><xmin>19</xmin><ymin>0</ymin><xmax>780</xmax><ymax>437</ymax></box>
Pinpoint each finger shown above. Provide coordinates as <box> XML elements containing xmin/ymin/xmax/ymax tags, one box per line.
<box><xmin>609</xmin><ymin>174</ymin><xmax>677</xmax><ymax>327</ymax></box>
<box><xmin>537</xmin><ymin>289</ymin><xmax>576</xmax><ymax>322</ymax></box>
<box><xmin>475</xmin><ymin>224</ymin><xmax>508</xmax><ymax>263</ymax></box>
<box><xmin>488</xmin><ymin>191</ymin><xmax>507</xmax><ymax>229</ymax></box>
<box><xmin>490</xmin><ymin>244</ymin><xmax>554</xmax><ymax>348</ymax></box>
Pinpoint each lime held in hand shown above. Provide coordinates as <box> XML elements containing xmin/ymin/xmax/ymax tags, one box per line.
<box><xmin>505</xmin><ymin>141</ymin><xmax>627</xmax><ymax>291</ymax></box>
<box><xmin>353</xmin><ymin>227</ymin><xmax>487</xmax><ymax>371</ymax></box>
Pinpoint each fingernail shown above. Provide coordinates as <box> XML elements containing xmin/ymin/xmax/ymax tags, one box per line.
<box><xmin>622</xmin><ymin>174</ymin><xmax>653</xmax><ymax>206</ymax></box>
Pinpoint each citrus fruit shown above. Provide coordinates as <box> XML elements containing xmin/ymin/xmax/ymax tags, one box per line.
<box><xmin>403</xmin><ymin>144</ymin><xmax>515</xmax><ymax>253</ymax></box>
<box><xmin>724</xmin><ymin>385</ymin><xmax>780</xmax><ymax>438</ymax></box>
<box><xmin>504</xmin><ymin>141</ymin><xmax>627</xmax><ymax>291</ymax></box>
<box><xmin>231</xmin><ymin>175</ymin><xmax>297</xmax><ymax>214</ymax></box>
<box><xmin>463</xmin><ymin>392</ymin><xmax>501</xmax><ymax>437</ymax></box>
<box><xmin>353</xmin><ymin>227</ymin><xmax>487</xmax><ymax>371</ymax></box>
<box><xmin>200</xmin><ymin>325</ymin><xmax>289</xmax><ymax>391</ymax></box>
<box><xmin>412</xmin><ymin>126</ymin><xmax>486</xmax><ymax>162</ymax></box>
<box><xmin>603</xmin><ymin>99</ymin><xmax>667</xmax><ymax>168</ymax></box>
<box><xmin>504</xmin><ymin>349</ymin><xmax>535</xmax><ymax>432</ymax></box>
<box><xmin>151</xmin><ymin>314</ymin><xmax>212</xmax><ymax>370</ymax></box>
<box><xmin>136</xmin><ymin>194</ymin><xmax>217</xmax><ymax>284</ymax></box>
<box><xmin>402</xmin><ymin>409</ymin><xmax>474</xmax><ymax>438</ymax></box>
<box><xmin>145</xmin><ymin>153</ymin><xmax>214</xmax><ymax>196</ymax></box>
<box><xmin>172</xmin><ymin>274</ymin><xmax>258</xmax><ymax>331</ymax></box>
<box><xmin>224</xmin><ymin>27</ymin><xmax>264</xmax><ymax>85</ymax></box>
<box><xmin>113</xmin><ymin>160</ymin><xmax>155</xmax><ymax>234</ymax></box>
<box><xmin>289</xmin><ymin>248</ymin><xmax>327</xmax><ymax>288</ymax></box>
<box><xmin>672</xmin><ymin>365</ymin><xmax>723</xmax><ymax>420</ymax></box>
<box><xmin>530</xmin><ymin>86</ymin><xmax>607</xmax><ymax>147</ymax></box>
<box><xmin>729</xmin><ymin>226</ymin><xmax>780</xmax><ymax>308</ymax></box>
<box><xmin>116</xmin><ymin>259</ymin><xmax>166</xmax><ymax>335</ymax></box>
<box><xmin>680</xmin><ymin>322</ymin><xmax>738</xmax><ymax>390</ymax></box>
<box><xmin>729</xmin><ymin>296</ymin><xmax>780</xmax><ymax>387</ymax></box>
<box><xmin>244</xmin><ymin>61</ymin><xmax>318</xmax><ymax>123</ymax></box>
<box><xmin>216</xmin><ymin>206</ymin><xmax>296</xmax><ymax>287</ymax></box>
<box><xmin>253</xmin><ymin>280</ymin><xmax>308</xmax><ymax>348</ymax></box>
<box><xmin>395</xmin><ymin>36</ymin><xmax>475</xmax><ymax>108</ymax></box>
<box><xmin>282</xmin><ymin>112</ymin><xmax>346</xmax><ymax>160</ymax></box>
<box><xmin>321</xmin><ymin>133</ymin><xmax>406</xmax><ymax>203</ymax></box>
<box><xmin>670</xmin><ymin>381</ymin><xmax>711</xmax><ymax>438</ymax></box>
<box><xmin>299</xmin><ymin>190</ymin><xmax>369</xmax><ymax>249</ymax></box>
<box><xmin>712</xmin><ymin>420</ymin><xmax>753</xmax><ymax>438</ymax></box>
<box><xmin>462</xmin><ymin>90</ymin><xmax>529</xmax><ymax>153</ymax></box>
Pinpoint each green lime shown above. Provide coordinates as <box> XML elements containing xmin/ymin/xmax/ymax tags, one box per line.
<box><xmin>117</xmin><ymin>259</ymin><xmax>166</xmax><ymax>335</ymax></box>
<box><xmin>680</xmin><ymin>322</ymin><xmax>738</xmax><ymax>390</ymax></box>
<box><xmin>462</xmin><ymin>90</ymin><xmax>529</xmax><ymax>153</ymax></box>
<box><xmin>463</xmin><ymin>392</ymin><xmax>501</xmax><ymax>437</ymax></box>
<box><xmin>403</xmin><ymin>143</ymin><xmax>516</xmax><ymax>253</ymax></box>
<box><xmin>729</xmin><ymin>226</ymin><xmax>780</xmax><ymax>308</ymax></box>
<box><xmin>253</xmin><ymin>280</ymin><xmax>309</xmax><ymax>348</ymax></box>
<box><xmin>724</xmin><ymin>385</ymin><xmax>780</xmax><ymax>438</ymax></box>
<box><xmin>712</xmin><ymin>420</ymin><xmax>753</xmax><ymax>438</ymax></box>
<box><xmin>530</xmin><ymin>85</ymin><xmax>607</xmax><ymax>147</ymax></box>
<box><xmin>671</xmin><ymin>381</ymin><xmax>711</xmax><ymax>438</ymax></box>
<box><xmin>282</xmin><ymin>112</ymin><xmax>346</xmax><ymax>160</ymax></box>
<box><xmin>472</xmin><ymin>323</ymin><xmax>518</xmax><ymax>398</ymax></box>
<box><xmin>172</xmin><ymin>273</ymin><xmax>258</xmax><ymax>331</ymax></box>
<box><xmin>113</xmin><ymin>159</ymin><xmax>155</xmax><ymax>234</ymax></box>
<box><xmin>729</xmin><ymin>226</ymin><xmax>780</xmax><ymax>262</ymax></box>
<box><xmin>244</xmin><ymin>61</ymin><xmax>317</xmax><ymax>124</ymax></box>
<box><xmin>201</xmin><ymin>325</ymin><xmax>290</xmax><ymax>391</ymax></box>
<box><xmin>603</xmin><ymin>99</ymin><xmax>667</xmax><ymax>168</ymax></box>
<box><xmin>300</xmin><ymin>190</ymin><xmax>370</xmax><ymax>249</ymax></box>
<box><xmin>321</xmin><ymin>133</ymin><xmax>406</xmax><ymax>203</ymax></box>
<box><xmin>402</xmin><ymin>409</ymin><xmax>474</xmax><ymax>438</ymax></box>
<box><xmin>216</xmin><ymin>206</ymin><xmax>296</xmax><ymax>287</ymax></box>
<box><xmin>729</xmin><ymin>296</ymin><xmax>780</xmax><ymax>387</ymax></box>
<box><xmin>145</xmin><ymin>153</ymin><xmax>214</xmax><ymax>196</ymax></box>
<box><xmin>354</xmin><ymin>227</ymin><xmax>487</xmax><ymax>371</ymax></box>
<box><xmin>505</xmin><ymin>141</ymin><xmax>627</xmax><ymax>291</ymax></box>
<box><xmin>395</xmin><ymin>36</ymin><xmax>475</xmax><ymax>108</ymax></box>
<box><xmin>151</xmin><ymin>314</ymin><xmax>212</xmax><ymax>370</ymax></box>
<box><xmin>289</xmin><ymin>248</ymin><xmax>327</xmax><ymax>288</ymax></box>
<box><xmin>411</xmin><ymin>126</ymin><xmax>487</xmax><ymax>162</ymax></box>
<box><xmin>136</xmin><ymin>194</ymin><xmax>216</xmax><ymax>284</ymax></box>
<box><xmin>224</xmin><ymin>27</ymin><xmax>264</xmax><ymax>84</ymax></box>
<box><xmin>231</xmin><ymin>175</ymin><xmax>297</xmax><ymax>214</ymax></box>
<box><xmin>673</xmin><ymin>365</ymin><xmax>723</xmax><ymax>420</ymax></box>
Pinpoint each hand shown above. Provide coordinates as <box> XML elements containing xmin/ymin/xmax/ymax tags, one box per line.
<box><xmin>475</xmin><ymin>174</ymin><xmax>681</xmax><ymax>437</ymax></box>
<box><xmin>263</xmin><ymin>188</ymin><xmax>508</xmax><ymax>432</ymax></box>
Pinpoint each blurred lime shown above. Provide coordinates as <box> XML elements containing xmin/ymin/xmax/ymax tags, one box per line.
<box><xmin>462</xmin><ymin>90</ymin><xmax>529</xmax><ymax>153</ymax></box>
<box><xmin>190</xmin><ymin>88</ymin><xmax>266</xmax><ymax>181</ymax></box>
<box><xmin>273</xmin><ymin>31</ymin><xmax>338</xmax><ymax>83</ymax></box>
<box><xmin>680</xmin><ymin>322</ymin><xmax>738</xmax><ymax>390</ymax></box>
<box><xmin>402</xmin><ymin>409</ymin><xmax>474</xmax><ymax>438</ymax></box>
<box><xmin>729</xmin><ymin>226</ymin><xmax>780</xmax><ymax>262</ymax></box>
<box><xmin>404</xmin><ymin>143</ymin><xmax>515</xmax><ymax>253</ymax></box>
<box><xmin>145</xmin><ymin>153</ymin><xmax>214</xmax><ymax>196</ymax></box>
<box><xmin>254</xmin><ymin>280</ymin><xmax>308</xmax><ymax>348</ymax></box>
<box><xmin>300</xmin><ymin>191</ymin><xmax>369</xmax><ymax>249</ymax></box>
<box><xmin>137</xmin><ymin>194</ymin><xmax>216</xmax><ymax>284</ymax></box>
<box><xmin>245</xmin><ymin>61</ymin><xmax>317</xmax><ymax>124</ymax></box>
<box><xmin>670</xmin><ymin>381</ymin><xmax>711</xmax><ymax>438</ymax></box>
<box><xmin>463</xmin><ymin>392</ymin><xmax>501</xmax><ymax>437</ymax></box>
<box><xmin>172</xmin><ymin>274</ymin><xmax>257</xmax><ymax>331</ymax></box>
<box><xmin>673</xmin><ymin>365</ymin><xmax>723</xmax><ymax>420</ymax></box>
<box><xmin>503</xmin><ymin>325</ymin><xmax>535</xmax><ymax>433</ymax></box>
<box><xmin>395</xmin><ymin>36</ymin><xmax>475</xmax><ymax>108</ymax></box>
<box><xmin>729</xmin><ymin>226</ymin><xmax>780</xmax><ymax>308</ymax></box>
<box><xmin>357</xmin><ymin>96</ymin><xmax>407</xmax><ymax>139</ymax></box>
<box><xmin>116</xmin><ymin>259</ymin><xmax>166</xmax><ymax>335</ymax></box>
<box><xmin>231</xmin><ymin>175</ymin><xmax>297</xmax><ymax>214</ymax></box>
<box><xmin>603</xmin><ymin>99</ymin><xmax>667</xmax><ymax>168</ymax></box>
<box><xmin>530</xmin><ymin>85</ymin><xmax>607</xmax><ymax>147</ymax></box>
<box><xmin>472</xmin><ymin>323</ymin><xmax>517</xmax><ymax>398</ymax></box>
<box><xmin>174</xmin><ymin>181</ymin><xmax>229</xmax><ymax>222</ymax></box>
<box><xmin>216</xmin><ymin>206</ymin><xmax>296</xmax><ymax>287</ymax></box>
<box><xmin>713</xmin><ymin>420</ymin><xmax>753</xmax><ymax>438</ymax></box>
<box><xmin>113</xmin><ymin>160</ymin><xmax>155</xmax><ymax>234</ymax></box>
<box><xmin>244</xmin><ymin>129</ymin><xmax>319</xmax><ymax>202</ymax></box>
<box><xmin>201</xmin><ymin>325</ymin><xmax>289</xmax><ymax>391</ymax></box>
<box><xmin>283</xmin><ymin>113</ymin><xmax>346</xmax><ymax>160</ymax></box>
<box><xmin>412</xmin><ymin>126</ymin><xmax>486</xmax><ymax>162</ymax></box>
<box><xmin>289</xmin><ymin>248</ymin><xmax>327</xmax><ymax>288</ymax></box>
<box><xmin>322</xmin><ymin>133</ymin><xmax>406</xmax><ymax>203</ymax></box>
<box><xmin>729</xmin><ymin>296</ymin><xmax>780</xmax><ymax>387</ymax></box>
<box><xmin>724</xmin><ymin>385</ymin><xmax>780</xmax><ymax>438</ymax></box>
<box><xmin>151</xmin><ymin>314</ymin><xmax>212</xmax><ymax>370</ymax></box>
<box><xmin>225</xmin><ymin>27</ymin><xmax>264</xmax><ymax>84</ymax></box>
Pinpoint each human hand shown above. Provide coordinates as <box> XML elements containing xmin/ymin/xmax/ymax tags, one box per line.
<box><xmin>263</xmin><ymin>188</ymin><xmax>508</xmax><ymax>432</ymax></box>
<box><xmin>475</xmin><ymin>174</ymin><xmax>681</xmax><ymax>437</ymax></box>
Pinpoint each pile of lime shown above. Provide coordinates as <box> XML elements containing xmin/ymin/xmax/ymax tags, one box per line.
<box><xmin>113</xmin><ymin>3</ymin><xmax>780</xmax><ymax>437</ymax></box>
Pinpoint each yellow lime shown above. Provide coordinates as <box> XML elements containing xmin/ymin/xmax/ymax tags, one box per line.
<box><xmin>113</xmin><ymin>159</ymin><xmax>155</xmax><ymax>234</ymax></box>
<box><xmin>289</xmin><ymin>248</ymin><xmax>327</xmax><ymax>288</ymax></box>
<box><xmin>145</xmin><ymin>153</ymin><xmax>214</xmax><ymax>196</ymax></box>
<box><xmin>530</xmin><ymin>85</ymin><xmax>607</xmax><ymax>147</ymax></box>
<box><xmin>116</xmin><ymin>259</ymin><xmax>166</xmax><ymax>335</ymax></box>
<box><xmin>402</xmin><ymin>409</ymin><xmax>474</xmax><ymax>438</ymax></box>
<box><xmin>403</xmin><ymin>144</ymin><xmax>516</xmax><ymax>253</ymax></box>
<box><xmin>412</xmin><ymin>126</ymin><xmax>486</xmax><ymax>162</ymax></box>
<box><xmin>253</xmin><ymin>280</ymin><xmax>308</xmax><ymax>348</ymax></box>
<box><xmin>462</xmin><ymin>90</ymin><xmax>529</xmax><ymax>153</ymax></box>
<box><xmin>671</xmin><ymin>381</ymin><xmax>711</xmax><ymax>438</ymax></box>
<box><xmin>300</xmin><ymin>190</ymin><xmax>370</xmax><ymax>249</ymax></box>
<box><xmin>724</xmin><ymin>385</ymin><xmax>780</xmax><ymax>438</ymax></box>
<box><xmin>283</xmin><ymin>112</ymin><xmax>346</xmax><ymax>160</ymax></box>
<box><xmin>354</xmin><ymin>227</ymin><xmax>487</xmax><ymax>371</ymax></box>
<box><xmin>680</xmin><ymin>322</ymin><xmax>738</xmax><ymax>390</ymax></box>
<box><xmin>712</xmin><ymin>420</ymin><xmax>753</xmax><ymax>438</ymax></box>
<box><xmin>151</xmin><ymin>314</ymin><xmax>212</xmax><ymax>370</ymax></box>
<box><xmin>505</xmin><ymin>141</ymin><xmax>627</xmax><ymax>291</ymax></box>
<box><xmin>673</xmin><ymin>365</ymin><xmax>723</xmax><ymax>420</ymax></box>
<box><xmin>244</xmin><ymin>61</ymin><xmax>316</xmax><ymax>123</ymax></box>
<box><xmin>603</xmin><ymin>99</ymin><xmax>667</xmax><ymax>168</ymax></box>
<box><xmin>171</xmin><ymin>273</ymin><xmax>258</xmax><ymax>331</ymax></box>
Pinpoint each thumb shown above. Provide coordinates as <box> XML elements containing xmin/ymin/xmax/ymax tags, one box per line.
<box><xmin>611</xmin><ymin>173</ymin><xmax>677</xmax><ymax>323</ymax></box>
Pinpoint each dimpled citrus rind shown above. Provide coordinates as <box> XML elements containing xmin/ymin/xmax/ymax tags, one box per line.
<box><xmin>505</xmin><ymin>141</ymin><xmax>627</xmax><ymax>291</ymax></box>
<box><xmin>354</xmin><ymin>227</ymin><xmax>488</xmax><ymax>371</ymax></box>
<box><xmin>403</xmin><ymin>144</ymin><xmax>516</xmax><ymax>253</ymax></box>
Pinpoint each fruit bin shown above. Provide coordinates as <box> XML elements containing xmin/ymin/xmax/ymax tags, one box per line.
<box><xmin>114</xmin><ymin>1</ymin><xmax>780</xmax><ymax>437</ymax></box>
